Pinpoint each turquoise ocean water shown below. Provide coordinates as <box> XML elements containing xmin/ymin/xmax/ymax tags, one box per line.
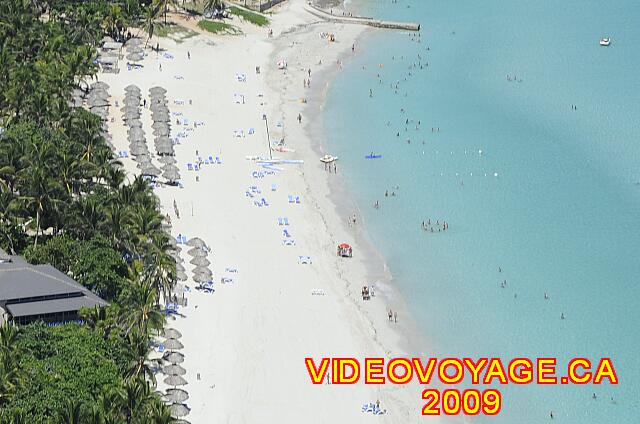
<box><xmin>323</xmin><ymin>0</ymin><xmax>640</xmax><ymax>422</ymax></box>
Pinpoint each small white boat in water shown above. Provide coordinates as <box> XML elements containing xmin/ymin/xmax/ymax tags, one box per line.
<box><xmin>600</xmin><ymin>37</ymin><xmax>611</xmax><ymax>46</ymax></box>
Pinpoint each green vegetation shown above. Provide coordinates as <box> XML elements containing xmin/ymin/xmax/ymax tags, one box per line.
<box><xmin>0</xmin><ymin>0</ymin><xmax>183</xmax><ymax>422</ymax></box>
<box><xmin>198</xmin><ymin>19</ymin><xmax>242</xmax><ymax>34</ymax></box>
<box><xmin>155</xmin><ymin>22</ymin><xmax>199</xmax><ymax>42</ymax></box>
<box><xmin>229</xmin><ymin>6</ymin><xmax>270</xmax><ymax>27</ymax></box>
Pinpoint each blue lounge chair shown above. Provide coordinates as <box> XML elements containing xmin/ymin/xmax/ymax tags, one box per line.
<box><xmin>283</xmin><ymin>229</ymin><xmax>291</xmax><ymax>237</ymax></box>
<box><xmin>216</xmin><ymin>156</ymin><xmax>222</xmax><ymax>164</ymax></box>
<box><xmin>271</xmin><ymin>183</ymin><xmax>277</xmax><ymax>191</ymax></box>
<box><xmin>288</xmin><ymin>195</ymin><xmax>294</xmax><ymax>203</ymax></box>
<box><xmin>187</xmin><ymin>163</ymin><xmax>193</xmax><ymax>171</ymax></box>
<box><xmin>277</xmin><ymin>217</ymin><xmax>284</xmax><ymax>226</ymax></box>
<box><xmin>261</xmin><ymin>198</ymin><xmax>268</xmax><ymax>206</ymax></box>
<box><xmin>296</xmin><ymin>196</ymin><xmax>301</xmax><ymax>204</ymax></box>
<box><xmin>209</xmin><ymin>155</ymin><xmax>214</xmax><ymax>162</ymax></box>
<box><xmin>283</xmin><ymin>217</ymin><xmax>290</xmax><ymax>225</ymax></box>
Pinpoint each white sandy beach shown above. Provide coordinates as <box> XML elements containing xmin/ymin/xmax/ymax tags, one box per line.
<box><xmin>100</xmin><ymin>1</ymin><xmax>436</xmax><ymax>422</ymax></box>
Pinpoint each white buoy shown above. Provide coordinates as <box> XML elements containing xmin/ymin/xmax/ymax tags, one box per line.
<box><xmin>494</xmin><ymin>172</ymin><xmax>499</xmax><ymax>177</ymax></box>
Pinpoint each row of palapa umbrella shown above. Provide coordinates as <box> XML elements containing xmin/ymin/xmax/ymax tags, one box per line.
<box><xmin>149</xmin><ymin>86</ymin><xmax>181</xmax><ymax>183</ymax></box>
<box><xmin>121</xmin><ymin>84</ymin><xmax>159</xmax><ymax>177</ymax></box>
<box><xmin>70</xmin><ymin>81</ymin><xmax>116</xmax><ymax>152</ymax></box>
<box><xmin>125</xmin><ymin>37</ymin><xmax>145</xmax><ymax>63</ymax></box>
<box><xmin>158</xmin><ymin>327</ymin><xmax>191</xmax><ymax>420</ymax></box>
<box><xmin>167</xmin><ymin>236</ymin><xmax>212</xmax><ymax>285</ymax></box>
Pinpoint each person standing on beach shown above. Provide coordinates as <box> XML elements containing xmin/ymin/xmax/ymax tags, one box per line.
<box><xmin>297</xmin><ymin>113</ymin><xmax>302</xmax><ymax>124</ymax></box>
<box><xmin>388</xmin><ymin>309</ymin><xmax>393</xmax><ymax>321</ymax></box>
<box><xmin>188</xmin><ymin>51</ymin><xmax>191</xmax><ymax>60</ymax></box>
<box><xmin>394</xmin><ymin>312</ymin><xmax>398</xmax><ymax>323</ymax></box>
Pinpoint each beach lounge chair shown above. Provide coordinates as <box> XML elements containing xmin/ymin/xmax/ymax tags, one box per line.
<box><xmin>254</xmin><ymin>200</ymin><xmax>262</xmax><ymax>207</ymax></box>
<box><xmin>296</xmin><ymin>196</ymin><xmax>301</xmax><ymax>204</ymax></box>
<box><xmin>298</xmin><ymin>256</ymin><xmax>312</xmax><ymax>264</ymax></box>
<box><xmin>283</xmin><ymin>217</ymin><xmax>290</xmax><ymax>225</ymax></box>
<box><xmin>288</xmin><ymin>195</ymin><xmax>294</xmax><ymax>203</ymax></box>
<box><xmin>221</xmin><ymin>277</ymin><xmax>234</xmax><ymax>284</ymax></box>
<box><xmin>246</xmin><ymin>191</ymin><xmax>253</xmax><ymax>198</ymax></box>
<box><xmin>271</xmin><ymin>184</ymin><xmax>277</xmax><ymax>191</ymax></box>
<box><xmin>248</xmin><ymin>128</ymin><xmax>255</xmax><ymax>135</ymax></box>
<box><xmin>204</xmin><ymin>159</ymin><xmax>210</xmax><ymax>165</ymax></box>
<box><xmin>123</xmin><ymin>151</ymin><xmax>129</xmax><ymax>158</ymax></box>
<box><xmin>209</xmin><ymin>155</ymin><xmax>214</xmax><ymax>162</ymax></box>
<box><xmin>261</xmin><ymin>198</ymin><xmax>269</xmax><ymax>206</ymax></box>
<box><xmin>194</xmin><ymin>164</ymin><xmax>199</xmax><ymax>171</ymax></box>
<box><xmin>277</xmin><ymin>217</ymin><xmax>284</xmax><ymax>226</ymax></box>
<box><xmin>283</xmin><ymin>229</ymin><xmax>291</xmax><ymax>238</ymax></box>
<box><xmin>283</xmin><ymin>239</ymin><xmax>295</xmax><ymax>246</ymax></box>
<box><xmin>187</xmin><ymin>163</ymin><xmax>193</xmax><ymax>171</ymax></box>
<box><xmin>225</xmin><ymin>267</ymin><xmax>238</xmax><ymax>273</ymax></box>
<box><xmin>216</xmin><ymin>156</ymin><xmax>222</xmax><ymax>164</ymax></box>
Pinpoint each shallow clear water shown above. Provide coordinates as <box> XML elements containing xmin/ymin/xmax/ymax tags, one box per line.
<box><xmin>323</xmin><ymin>0</ymin><xmax>640</xmax><ymax>422</ymax></box>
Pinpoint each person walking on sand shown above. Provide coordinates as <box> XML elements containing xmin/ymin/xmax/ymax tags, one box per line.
<box><xmin>394</xmin><ymin>311</ymin><xmax>398</xmax><ymax>323</ymax></box>
<box><xmin>188</xmin><ymin>51</ymin><xmax>191</xmax><ymax>60</ymax></box>
<box><xmin>297</xmin><ymin>113</ymin><xmax>302</xmax><ymax>124</ymax></box>
<box><xmin>388</xmin><ymin>309</ymin><xmax>393</xmax><ymax>321</ymax></box>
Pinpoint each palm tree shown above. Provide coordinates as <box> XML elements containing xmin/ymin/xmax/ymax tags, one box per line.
<box><xmin>143</xmin><ymin>2</ymin><xmax>161</xmax><ymax>46</ymax></box>
<box><xmin>122</xmin><ymin>263</ymin><xmax>165</xmax><ymax>335</ymax></box>
<box><xmin>0</xmin><ymin>322</ymin><xmax>20</xmax><ymax>406</ymax></box>
<box><xmin>202</xmin><ymin>0</ymin><xmax>224</xmax><ymax>14</ymax></box>
<box><xmin>57</xmin><ymin>399</ymin><xmax>84</xmax><ymax>424</ymax></box>
<box><xmin>126</xmin><ymin>330</ymin><xmax>156</xmax><ymax>385</ymax></box>
<box><xmin>154</xmin><ymin>0</ymin><xmax>180</xmax><ymax>25</ymax></box>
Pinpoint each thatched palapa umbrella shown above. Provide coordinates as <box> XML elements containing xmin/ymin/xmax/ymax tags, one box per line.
<box><xmin>163</xmin><ymin>168</ymin><xmax>180</xmax><ymax>182</ymax></box>
<box><xmin>163</xmin><ymin>338</ymin><xmax>184</xmax><ymax>350</ymax></box>
<box><xmin>159</xmin><ymin>155</ymin><xmax>177</xmax><ymax>165</ymax></box>
<box><xmin>163</xmin><ymin>351</ymin><xmax>185</xmax><ymax>364</ymax></box>
<box><xmin>189</xmin><ymin>256</ymin><xmax>210</xmax><ymax>267</ymax></box>
<box><xmin>141</xmin><ymin>166</ymin><xmax>161</xmax><ymax>178</ymax></box>
<box><xmin>163</xmin><ymin>328</ymin><xmax>182</xmax><ymax>339</ymax></box>
<box><xmin>164</xmin><ymin>375</ymin><xmax>187</xmax><ymax>387</ymax></box>
<box><xmin>163</xmin><ymin>364</ymin><xmax>186</xmax><ymax>376</ymax></box>
<box><xmin>169</xmin><ymin>403</ymin><xmax>190</xmax><ymax>418</ymax></box>
<box><xmin>165</xmin><ymin>388</ymin><xmax>189</xmax><ymax>403</ymax></box>
<box><xmin>185</xmin><ymin>237</ymin><xmax>206</xmax><ymax>248</ymax></box>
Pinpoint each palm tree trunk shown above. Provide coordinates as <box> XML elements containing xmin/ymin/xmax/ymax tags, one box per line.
<box><xmin>34</xmin><ymin>210</ymin><xmax>40</xmax><ymax>246</ymax></box>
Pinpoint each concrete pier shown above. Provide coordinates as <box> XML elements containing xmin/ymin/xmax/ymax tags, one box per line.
<box><xmin>304</xmin><ymin>4</ymin><xmax>420</xmax><ymax>31</ymax></box>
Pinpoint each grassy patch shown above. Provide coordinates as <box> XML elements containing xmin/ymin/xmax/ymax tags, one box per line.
<box><xmin>155</xmin><ymin>22</ymin><xmax>199</xmax><ymax>42</ymax></box>
<box><xmin>229</xmin><ymin>6</ymin><xmax>270</xmax><ymax>27</ymax></box>
<box><xmin>197</xmin><ymin>19</ymin><xmax>242</xmax><ymax>35</ymax></box>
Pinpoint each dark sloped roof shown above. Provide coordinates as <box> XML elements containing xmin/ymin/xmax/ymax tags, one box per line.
<box><xmin>7</xmin><ymin>295</ymin><xmax>105</xmax><ymax>317</ymax></box>
<box><xmin>0</xmin><ymin>257</ymin><xmax>107</xmax><ymax>318</ymax></box>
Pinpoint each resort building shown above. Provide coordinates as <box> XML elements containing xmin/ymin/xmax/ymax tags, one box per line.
<box><xmin>0</xmin><ymin>249</ymin><xmax>106</xmax><ymax>325</ymax></box>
